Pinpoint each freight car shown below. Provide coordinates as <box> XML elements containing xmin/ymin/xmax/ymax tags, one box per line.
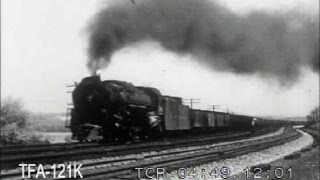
<box><xmin>68</xmin><ymin>76</ymin><xmax>299</xmax><ymax>142</ymax></box>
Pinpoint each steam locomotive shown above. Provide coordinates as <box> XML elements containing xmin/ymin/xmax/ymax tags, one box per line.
<box><xmin>68</xmin><ymin>76</ymin><xmax>302</xmax><ymax>142</ymax></box>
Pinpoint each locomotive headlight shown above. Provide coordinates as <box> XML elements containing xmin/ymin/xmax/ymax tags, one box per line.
<box><xmin>115</xmin><ymin>122</ymin><xmax>120</xmax><ymax>127</ymax></box>
<box><xmin>87</xmin><ymin>94</ymin><xmax>94</xmax><ymax>102</ymax></box>
<box><xmin>148</xmin><ymin>114</ymin><xmax>160</xmax><ymax>127</ymax></box>
<box><xmin>149</xmin><ymin>116</ymin><xmax>158</xmax><ymax>123</ymax></box>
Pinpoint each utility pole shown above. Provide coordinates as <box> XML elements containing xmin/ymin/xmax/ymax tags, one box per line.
<box><xmin>183</xmin><ymin>98</ymin><xmax>200</xmax><ymax>109</ymax></box>
<box><xmin>207</xmin><ymin>105</ymin><xmax>220</xmax><ymax>111</ymax></box>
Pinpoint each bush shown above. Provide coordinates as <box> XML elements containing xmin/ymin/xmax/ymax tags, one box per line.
<box><xmin>0</xmin><ymin>97</ymin><xmax>44</xmax><ymax>145</ymax></box>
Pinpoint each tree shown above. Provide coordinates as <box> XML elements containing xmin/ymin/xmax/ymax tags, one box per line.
<box><xmin>1</xmin><ymin>97</ymin><xmax>28</xmax><ymax>128</ymax></box>
<box><xmin>0</xmin><ymin>97</ymin><xmax>43</xmax><ymax>145</ymax></box>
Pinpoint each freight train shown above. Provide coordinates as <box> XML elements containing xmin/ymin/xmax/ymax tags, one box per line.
<box><xmin>68</xmin><ymin>76</ymin><xmax>303</xmax><ymax>142</ymax></box>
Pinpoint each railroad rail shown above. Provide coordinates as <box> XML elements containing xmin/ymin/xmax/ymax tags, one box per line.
<box><xmin>0</xmin><ymin>142</ymin><xmax>104</xmax><ymax>156</ymax></box>
<box><xmin>0</xmin><ymin>141</ymin><xmax>93</xmax><ymax>150</ymax></box>
<box><xmin>0</xmin><ymin>129</ymin><xmax>261</xmax><ymax>154</ymax></box>
<box><xmin>0</xmin><ymin>127</ymin><xmax>298</xmax><ymax>179</ymax></box>
<box><xmin>78</xmin><ymin>128</ymin><xmax>301</xmax><ymax>180</ymax></box>
<box><xmin>302</xmin><ymin>128</ymin><xmax>319</xmax><ymax>146</ymax></box>
<box><xmin>1</xmin><ymin>128</ymin><xmax>274</xmax><ymax>158</ymax></box>
<box><xmin>1</xmin><ymin>129</ymin><xmax>258</xmax><ymax>169</ymax></box>
<box><xmin>0</xmin><ymin>130</ymin><xmax>252</xmax><ymax>156</ymax></box>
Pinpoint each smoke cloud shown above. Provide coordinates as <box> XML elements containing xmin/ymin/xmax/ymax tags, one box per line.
<box><xmin>87</xmin><ymin>0</ymin><xmax>319</xmax><ymax>85</ymax></box>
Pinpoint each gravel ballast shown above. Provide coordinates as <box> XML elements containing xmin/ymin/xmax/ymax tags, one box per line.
<box><xmin>164</xmin><ymin>129</ymin><xmax>314</xmax><ymax>180</ymax></box>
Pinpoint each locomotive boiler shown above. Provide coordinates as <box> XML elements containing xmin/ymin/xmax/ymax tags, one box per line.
<box><xmin>70</xmin><ymin>76</ymin><xmax>163</xmax><ymax>141</ymax></box>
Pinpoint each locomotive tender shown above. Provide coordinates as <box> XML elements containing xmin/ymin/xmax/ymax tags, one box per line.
<box><xmin>68</xmin><ymin>76</ymin><xmax>298</xmax><ymax>142</ymax></box>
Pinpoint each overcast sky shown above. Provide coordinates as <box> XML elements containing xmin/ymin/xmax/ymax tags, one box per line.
<box><xmin>1</xmin><ymin>0</ymin><xmax>319</xmax><ymax>117</ymax></box>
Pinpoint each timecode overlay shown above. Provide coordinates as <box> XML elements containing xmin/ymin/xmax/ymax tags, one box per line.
<box><xmin>135</xmin><ymin>167</ymin><xmax>232</xmax><ymax>179</ymax></box>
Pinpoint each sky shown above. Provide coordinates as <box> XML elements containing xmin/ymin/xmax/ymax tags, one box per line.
<box><xmin>1</xmin><ymin>0</ymin><xmax>319</xmax><ymax>117</ymax></box>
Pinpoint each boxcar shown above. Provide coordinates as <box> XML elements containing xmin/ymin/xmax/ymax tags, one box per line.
<box><xmin>177</xmin><ymin>105</ymin><xmax>191</xmax><ymax>130</ymax></box>
<box><xmin>207</xmin><ymin>111</ymin><xmax>216</xmax><ymax>127</ymax></box>
<box><xmin>215</xmin><ymin>111</ymin><xmax>229</xmax><ymax>127</ymax></box>
<box><xmin>191</xmin><ymin>110</ymin><xmax>208</xmax><ymax>128</ymax></box>
<box><xmin>162</xmin><ymin>96</ymin><xmax>181</xmax><ymax>130</ymax></box>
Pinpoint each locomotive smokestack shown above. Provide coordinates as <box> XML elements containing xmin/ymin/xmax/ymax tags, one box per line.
<box><xmin>86</xmin><ymin>0</ymin><xmax>319</xmax><ymax>86</ymax></box>
<box><xmin>90</xmin><ymin>70</ymin><xmax>102</xmax><ymax>77</ymax></box>
<box><xmin>95</xmin><ymin>70</ymin><xmax>102</xmax><ymax>77</ymax></box>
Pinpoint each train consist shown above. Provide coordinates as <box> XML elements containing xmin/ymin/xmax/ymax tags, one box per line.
<box><xmin>68</xmin><ymin>76</ymin><xmax>303</xmax><ymax>142</ymax></box>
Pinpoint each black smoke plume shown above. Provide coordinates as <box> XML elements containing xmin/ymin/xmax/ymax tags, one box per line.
<box><xmin>87</xmin><ymin>0</ymin><xmax>319</xmax><ymax>85</ymax></box>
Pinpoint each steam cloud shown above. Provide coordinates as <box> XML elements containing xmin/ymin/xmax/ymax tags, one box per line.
<box><xmin>87</xmin><ymin>0</ymin><xmax>319</xmax><ymax>85</ymax></box>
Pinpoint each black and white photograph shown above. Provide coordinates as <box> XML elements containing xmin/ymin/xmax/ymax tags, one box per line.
<box><xmin>1</xmin><ymin>0</ymin><xmax>319</xmax><ymax>179</ymax></box>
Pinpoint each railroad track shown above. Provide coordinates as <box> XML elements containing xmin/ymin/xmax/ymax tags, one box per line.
<box><xmin>301</xmin><ymin>128</ymin><xmax>319</xmax><ymax>146</ymax></box>
<box><xmin>1</xmin><ymin>130</ymin><xmax>256</xmax><ymax>169</ymax></box>
<box><xmin>79</xmin><ymin>128</ymin><xmax>300</xmax><ymax>180</ymax></box>
<box><xmin>0</xmin><ymin>128</ymin><xmax>274</xmax><ymax>156</ymax></box>
<box><xmin>0</xmin><ymin>127</ymin><xmax>297</xmax><ymax>179</ymax></box>
<box><xmin>0</xmin><ymin>142</ymin><xmax>104</xmax><ymax>156</ymax></box>
<box><xmin>0</xmin><ymin>141</ymin><xmax>97</xmax><ymax>150</ymax></box>
<box><xmin>0</xmin><ymin>131</ymin><xmax>244</xmax><ymax>156</ymax></box>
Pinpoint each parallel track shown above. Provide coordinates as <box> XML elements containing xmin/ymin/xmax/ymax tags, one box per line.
<box><xmin>0</xmin><ymin>131</ymin><xmax>245</xmax><ymax>156</ymax></box>
<box><xmin>0</xmin><ymin>127</ymin><xmax>297</xmax><ymax>180</ymax></box>
<box><xmin>77</xmin><ymin>128</ymin><xmax>301</xmax><ymax>180</ymax></box>
<box><xmin>0</xmin><ymin>142</ymin><xmax>104</xmax><ymax>156</ymax></box>
<box><xmin>1</xmin><ymin>130</ymin><xmax>255</xmax><ymax>169</ymax></box>
<box><xmin>0</xmin><ymin>128</ymin><xmax>274</xmax><ymax>156</ymax></box>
